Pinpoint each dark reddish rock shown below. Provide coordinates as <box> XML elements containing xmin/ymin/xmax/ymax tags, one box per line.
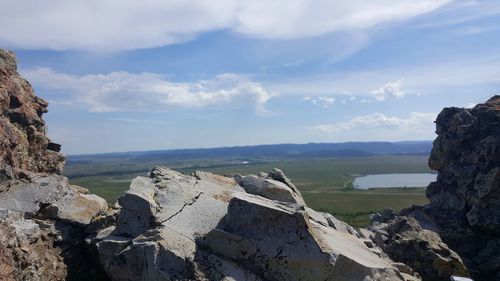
<box><xmin>0</xmin><ymin>49</ymin><xmax>64</xmax><ymax>182</ymax></box>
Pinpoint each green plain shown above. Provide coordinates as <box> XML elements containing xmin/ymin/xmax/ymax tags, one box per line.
<box><xmin>66</xmin><ymin>155</ymin><xmax>432</xmax><ymax>227</ymax></box>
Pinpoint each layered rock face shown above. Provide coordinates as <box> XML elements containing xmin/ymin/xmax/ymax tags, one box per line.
<box><xmin>0</xmin><ymin>50</ymin><xmax>109</xmax><ymax>281</ymax></box>
<box><xmin>91</xmin><ymin>167</ymin><xmax>420</xmax><ymax>281</ymax></box>
<box><xmin>0</xmin><ymin>49</ymin><xmax>64</xmax><ymax>184</ymax></box>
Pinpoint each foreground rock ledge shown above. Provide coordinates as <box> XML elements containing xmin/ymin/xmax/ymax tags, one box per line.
<box><xmin>90</xmin><ymin>167</ymin><xmax>418</xmax><ymax>281</ymax></box>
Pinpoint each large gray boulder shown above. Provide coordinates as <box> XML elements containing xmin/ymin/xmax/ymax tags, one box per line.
<box><xmin>93</xmin><ymin>167</ymin><xmax>418</xmax><ymax>281</ymax></box>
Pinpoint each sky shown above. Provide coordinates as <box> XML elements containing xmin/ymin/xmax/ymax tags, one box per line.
<box><xmin>1</xmin><ymin>0</ymin><xmax>499</xmax><ymax>154</ymax></box>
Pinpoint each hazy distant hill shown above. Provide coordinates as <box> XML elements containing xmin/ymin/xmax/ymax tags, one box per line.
<box><xmin>68</xmin><ymin>141</ymin><xmax>432</xmax><ymax>162</ymax></box>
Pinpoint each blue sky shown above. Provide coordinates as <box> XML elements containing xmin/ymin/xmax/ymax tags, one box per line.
<box><xmin>1</xmin><ymin>0</ymin><xmax>500</xmax><ymax>154</ymax></box>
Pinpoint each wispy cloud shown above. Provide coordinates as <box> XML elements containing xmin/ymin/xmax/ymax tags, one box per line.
<box><xmin>269</xmin><ymin>56</ymin><xmax>500</xmax><ymax>97</ymax></box>
<box><xmin>414</xmin><ymin>0</ymin><xmax>500</xmax><ymax>29</ymax></box>
<box><xmin>283</xmin><ymin>60</ymin><xmax>304</xmax><ymax>67</ymax></box>
<box><xmin>0</xmin><ymin>0</ymin><xmax>450</xmax><ymax>51</ymax></box>
<box><xmin>303</xmin><ymin>96</ymin><xmax>335</xmax><ymax>108</ymax></box>
<box><xmin>23</xmin><ymin>68</ymin><xmax>276</xmax><ymax>115</ymax></box>
<box><xmin>311</xmin><ymin>112</ymin><xmax>436</xmax><ymax>134</ymax></box>
<box><xmin>110</xmin><ymin>118</ymin><xmax>170</xmax><ymax>124</ymax></box>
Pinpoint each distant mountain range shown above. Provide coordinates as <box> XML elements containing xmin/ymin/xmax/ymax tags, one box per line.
<box><xmin>68</xmin><ymin>141</ymin><xmax>433</xmax><ymax>162</ymax></box>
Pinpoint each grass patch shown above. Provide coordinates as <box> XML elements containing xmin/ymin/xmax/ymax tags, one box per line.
<box><xmin>302</xmin><ymin>188</ymin><xmax>428</xmax><ymax>227</ymax></box>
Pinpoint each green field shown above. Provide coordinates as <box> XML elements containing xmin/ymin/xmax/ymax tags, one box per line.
<box><xmin>66</xmin><ymin>155</ymin><xmax>432</xmax><ymax>227</ymax></box>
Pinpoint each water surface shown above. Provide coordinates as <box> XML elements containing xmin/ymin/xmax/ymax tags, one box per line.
<box><xmin>354</xmin><ymin>173</ymin><xmax>436</xmax><ymax>189</ymax></box>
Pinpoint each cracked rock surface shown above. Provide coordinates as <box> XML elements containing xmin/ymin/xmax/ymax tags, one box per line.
<box><xmin>93</xmin><ymin>166</ymin><xmax>418</xmax><ymax>281</ymax></box>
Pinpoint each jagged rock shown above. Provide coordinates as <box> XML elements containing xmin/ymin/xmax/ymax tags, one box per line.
<box><xmin>94</xmin><ymin>167</ymin><xmax>417</xmax><ymax>281</ymax></box>
<box><xmin>0</xmin><ymin>49</ymin><xmax>64</xmax><ymax>181</ymax></box>
<box><xmin>425</xmin><ymin>96</ymin><xmax>500</xmax><ymax>280</ymax></box>
<box><xmin>369</xmin><ymin>212</ymin><xmax>467</xmax><ymax>281</ymax></box>
<box><xmin>0</xmin><ymin>49</ymin><xmax>110</xmax><ymax>281</ymax></box>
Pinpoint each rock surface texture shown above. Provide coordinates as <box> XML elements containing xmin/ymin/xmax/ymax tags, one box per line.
<box><xmin>0</xmin><ymin>49</ymin><xmax>109</xmax><ymax>281</ymax></box>
<box><xmin>91</xmin><ymin>166</ymin><xmax>419</xmax><ymax>281</ymax></box>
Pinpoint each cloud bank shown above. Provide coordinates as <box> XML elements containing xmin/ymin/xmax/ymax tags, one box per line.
<box><xmin>0</xmin><ymin>0</ymin><xmax>450</xmax><ymax>50</ymax></box>
<box><xmin>23</xmin><ymin>68</ymin><xmax>275</xmax><ymax>114</ymax></box>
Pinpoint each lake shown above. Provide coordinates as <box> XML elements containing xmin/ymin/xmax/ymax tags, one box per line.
<box><xmin>353</xmin><ymin>173</ymin><xmax>437</xmax><ymax>189</ymax></box>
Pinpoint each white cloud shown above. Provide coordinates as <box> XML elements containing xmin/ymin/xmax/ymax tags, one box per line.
<box><xmin>311</xmin><ymin>112</ymin><xmax>436</xmax><ymax>134</ymax></box>
<box><xmin>233</xmin><ymin>1</ymin><xmax>450</xmax><ymax>39</ymax></box>
<box><xmin>303</xmin><ymin>96</ymin><xmax>335</xmax><ymax>108</ymax></box>
<box><xmin>22</xmin><ymin>68</ymin><xmax>276</xmax><ymax>115</ymax></box>
<box><xmin>371</xmin><ymin>79</ymin><xmax>405</xmax><ymax>101</ymax></box>
<box><xmin>415</xmin><ymin>0</ymin><xmax>500</xmax><ymax>29</ymax></box>
<box><xmin>0</xmin><ymin>0</ymin><xmax>450</xmax><ymax>50</ymax></box>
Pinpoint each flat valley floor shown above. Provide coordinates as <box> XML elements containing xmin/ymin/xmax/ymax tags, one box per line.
<box><xmin>66</xmin><ymin>155</ymin><xmax>431</xmax><ymax>227</ymax></box>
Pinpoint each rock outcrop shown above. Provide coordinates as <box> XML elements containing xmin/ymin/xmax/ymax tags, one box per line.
<box><xmin>91</xmin><ymin>167</ymin><xmax>420</xmax><ymax>281</ymax></box>
<box><xmin>0</xmin><ymin>49</ymin><xmax>64</xmax><ymax>183</ymax></box>
<box><xmin>369</xmin><ymin>96</ymin><xmax>500</xmax><ymax>281</ymax></box>
<box><xmin>423</xmin><ymin>96</ymin><xmax>500</xmax><ymax>280</ymax></box>
<box><xmin>0</xmin><ymin>49</ymin><xmax>109</xmax><ymax>281</ymax></box>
